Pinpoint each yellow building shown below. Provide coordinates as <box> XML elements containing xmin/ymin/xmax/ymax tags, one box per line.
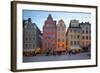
<box><xmin>56</xmin><ymin>19</ymin><xmax>67</xmax><ymax>53</ymax></box>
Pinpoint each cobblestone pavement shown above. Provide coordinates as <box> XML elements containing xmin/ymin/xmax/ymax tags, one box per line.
<box><xmin>23</xmin><ymin>52</ymin><xmax>91</xmax><ymax>62</ymax></box>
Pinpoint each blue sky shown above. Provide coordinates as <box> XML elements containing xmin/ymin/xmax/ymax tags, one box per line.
<box><xmin>23</xmin><ymin>10</ymin><xmax>91</xmax><ymax>31</ymax></box>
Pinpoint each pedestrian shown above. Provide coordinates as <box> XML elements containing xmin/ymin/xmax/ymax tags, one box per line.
<box><xmin>69</xmin><ymin>50</ymin><xmax>71</xmax><ymax>56</ymax></box>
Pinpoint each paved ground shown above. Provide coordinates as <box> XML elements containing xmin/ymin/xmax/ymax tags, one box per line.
<box><xmin>23</xmin><ymin>52</ymin><xmax>91</xmax><ymax>62</ymax></box>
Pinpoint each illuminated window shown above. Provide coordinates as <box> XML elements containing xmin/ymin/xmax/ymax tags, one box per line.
<box><xmin>62</xmin><ymin>44</ymin><xmax>64</xmax><ymax>48</ymax></box>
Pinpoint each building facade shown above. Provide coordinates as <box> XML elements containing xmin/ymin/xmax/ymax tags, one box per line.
<box><xmin>56</xmin><ymin>19</ymin><xmax>67</xmax><ymax>53</ymax></box>
<box><xmin>67</xmin><ymin>20</ymin><xmax>91</xmax><ymax>52</ymax></box>
<box><xmin>23</xmin><ymin>18</ymin><xmax>42</xmax><ymax>56</ymax></box>
<box><xmin>67</xmin><ymin>20</ymin><xmax>82</xmax><ymax>52</ymax></box>
<box><xmin>43</xmin><ymin>14</ymin><xmax>57</xmax><ymax>54</ymax></box>
<box><xmin>80</xmin><ymin>22</ymin><xmax>91</xmax><ymax>50</ymax></box>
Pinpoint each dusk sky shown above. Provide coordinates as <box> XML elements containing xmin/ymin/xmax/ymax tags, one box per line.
<box><xmin>23</xmin><ymin>10</ymin><xmax>91</xmax><ymax>31</ymax></box>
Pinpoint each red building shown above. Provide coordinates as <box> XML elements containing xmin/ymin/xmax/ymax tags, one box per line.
<box><xmin>43</xmin><ymin>14</ymin><xmax>57</xmax><ymax>54</ymax></box>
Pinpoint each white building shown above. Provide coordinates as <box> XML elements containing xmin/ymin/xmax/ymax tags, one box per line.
<box><xmin>67</xmin><ymin>20</ymin><xmax>82</xmax><ymax>52</ymax></box>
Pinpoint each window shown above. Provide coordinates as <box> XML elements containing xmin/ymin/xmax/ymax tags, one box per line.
<box><xmin>89</xmin><ymin>36</ymin><xmax>91</xmax><ymax>40</ymax></box>
<box><xmin>52</xmin><ymin>35</ymin><xmax>55</xmax><ymax>38</ymax></box>
<box><xmin>48</xmin><ymin>42</ymin><xmax>50</xmax><ymax>47</ymax></box>
<box><xmin>29</xmin><ymin>37</ymin><xmax>31</xmax><ymax>41</ymax></box>
<box><xmin>77</xmin><ymin>35</ymin><xmax>80</xmax><ymax>39</ymax></box>
<box><xmin>25</xmin><ymin>44</ymin><xmax>28</xmax><ymax>49</ymax></box>
<box><xmin>57</xmin><ymin>27</ymin><xmax>60</xmax><ymax>31</ymax></box>
<box><xmin>86</xmin><ymin>30</ymin><xmax>88</xmax><ymax>34</ymax></box>
<box><xmin>70</xmin><ymin>29</ymin><xmax>72</xmax><ymax>32</ymax></box>
<box><xmin>74</xmin><ymin>35</ymin><xmax>76</xmax><ymax>39</ymax></box>
<box><xmin>82</xmin><ymin>30</ymin><xmax>84</xmax><ymax>33</ymax></box>
<box><xmin>70</xmin><ymin>41</ymin><xmax>73</xmax><ymax>45</ymax></box>
<box><xmin>62</xmin><ymin>27</ymin><xmax>65</xmax><ymax>31</ymax></box>
<box><xmin>77</xmin><ymin>41</ymin><xmax>79</xmax><ymax>45</ymax></box>
<box><xmin>71</xmin><ymin>35</ymin><xmax>73</xmax><ymax>39</ymax></box>
<box><xmin>89</xmin><ymin>30</ymin><xmax>91</xmax><ymax>33</ymax></box>
<box><xmin>62</xmin><ymin>32</ymin><xmax>64</xmax><ymax>36</ymax></box>
<box><xmin>46</xmin><ymin>24</ymin><xmax>49</xmax><ymax>27</ymax></box>
<box><xmin>82</xmin><ymin>36</ymin><xmax>85</xmax><ymax>39</ymax></box>
<box><xmin>58</xmin><ymin>44</ymin><xmax>60</xmax><ymax>48</ymax></box>
<box><xmin>58</xmin><ymin>38</ymin><xmax>60</xmax><ymax>42</ymax></box>
<box><xmin>74</xmin><ymin>30</ymin><xmax>76</xmax><ymax>33</ymax></box>
<box><xmin>74</xmin><ymin>41</ymin><xmax>76</xmax><ymax>45</ymax></box>
<box><xmin>25</xmin><ymin>37</ymin><xmax>28</xmax><ymax>41</ymax></box>
<box><xmin>48</xmin><ymin>35</ymin><xmax>50</xmax><ymax>39</ymax></box>
<box><xmin>29</xmin><ymin>44</ymin><xmax>32</xmax><ymax>48</ymax></box>
<box><xmin>58</xmin><ymin>32</ymin><xmax>60</xmax><ymax>36</ymax></box>
<box><xmin>24</xmin><ymin>25</ymin><xmax>27</xmax><ymax>29</ymax></box>
<box><xmin>86</xmin><ymin>36</ymin><xmax>88</xmax><ymax>40</ymax></box>
<box><xmin>82</xmin><ymin>42</ymin><xmax>84</xmax><ymax>45</ymax></box>
<box><xmin>25</xmin><ymin>31</ymin><xmax>28</xmax><ymax>35</ymax></box>
<box><xmin>86</xmin><ymin>41</ymin><xmax>88</xmax><ymax>45</ymax></box>
<box><xmin>86</xmin><ymin>26</ymin><xmax>88</xmax><ymax>29</ymax></box>
<box><xmin>78</xmin><ymin>30</ymin><xmax>80</xmax><ymax>33</ymax></box>
<box><xmin>62</xmin><ymin>44</ymin><xmax>64</xmax><ymax>48</ymax></box>
<box><xmin>33</xmin><ymin>44</ymin><xmax>34</xmax><ymax>48</ymax></box>
<box><xmin>62</xmin><ymin>38</ymin><xmax>64</xmax><ymax>42</ymax></box>
<box><xmin>52</xmin><ymin>43</ymin><xmax>55</xmax><ymax>47</ymax></box>
<box><xmin>25</xmin><ymin>44</ymin><xmax>27</xmax><ymax>48</ymax></box>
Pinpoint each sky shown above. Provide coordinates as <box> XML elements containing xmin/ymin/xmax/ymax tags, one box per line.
<box><xmin>23</xmin><ymin>10</ymin><xmax>91</xmax><ymax>31</ymax></box>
